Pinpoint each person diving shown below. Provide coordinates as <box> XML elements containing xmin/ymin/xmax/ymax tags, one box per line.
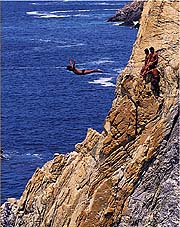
<box><xmin>66</xmin><ymin>59</ymin><xmax>103</xmax><ymax>75</ymax></box>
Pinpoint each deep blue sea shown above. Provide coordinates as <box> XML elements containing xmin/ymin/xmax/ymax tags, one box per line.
<box><xmin>1</xmin><ymin>1</ymin><xmax>137</xmax><ymax>204</ymax></box>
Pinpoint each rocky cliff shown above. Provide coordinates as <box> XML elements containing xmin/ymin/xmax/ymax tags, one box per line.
<box><xmin>1</xmin><ymin>0</ymin><xmax>179</xmax><ymax>227</ymax></box>
<box><xmin>107</xmin><ymin>0</ymin><xmax>144</xmax><ymax>27</ymax></box>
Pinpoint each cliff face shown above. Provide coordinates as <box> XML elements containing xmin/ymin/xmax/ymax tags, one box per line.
<box><xmin>107</xmin><ymin>0</ymin><xmax>144</xmax><ymax>27</ymax></box>
<box><xmin>1</xmin><ymin>0</ymin><xmax>179</xmax><ymax>227</ymax></box>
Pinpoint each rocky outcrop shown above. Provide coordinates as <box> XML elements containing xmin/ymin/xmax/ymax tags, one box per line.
<box><xmin>1</xmin><ymin>0</ymin><xmax>179</xmax><ymax>226</ymax></box>
<box><xmin>107</xmin><ymin>0</ymin><xmax>144</xmax><ymax>27</ymax></box>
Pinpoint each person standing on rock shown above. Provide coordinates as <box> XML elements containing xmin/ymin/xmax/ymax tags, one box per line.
<box><xmin>141</xmin><ymin>47</ymin><xmax>158</xmax><ymax>77</ymax></box>
<box><xmin>140</xmin><ymin>48</ymin><xmax>150</xmax><ymax>76</ymax></box>
<box><xmin>148</xmin><ymin>46</ymin><xmax>158</xmax><ymax>70</ymax></box>
<box><xmin>140</xmin><ymin>47</ymin><xmax>160</xmax><ymax>97</ymax></box>
<box><xmin>67</xmin><ymin>59</ymin><xmax>103</xmax><ymax>75</ymax></box>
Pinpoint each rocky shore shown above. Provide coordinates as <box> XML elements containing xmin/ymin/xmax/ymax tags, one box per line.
<box><xmin>107</xmin><ymin>0</ymin><xmax>145</xmax><ymax>28</ymax></box>
<box><xmin>1</xmin><ymin>0</ymin><xmax>179</xmax><ymax>226</ymax></box>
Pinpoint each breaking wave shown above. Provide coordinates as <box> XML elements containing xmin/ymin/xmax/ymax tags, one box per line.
<box><xmin>88</xmin><ymin>59</ymin><xmax>115</xmax><ymax>66</ymax></box>
<box><xmin>89</xmin><ymin>77</ymin><xmax>116</xmax><ymax>87</ymax></box>
<box><xmin>26</xmin><ymin>11</ymin><xmax>71</xmax><ymax>18</ymax></box>
<box><xmin>26</xmin><ymin>7</ymin><xmax>119</xmax><ymax>19</ymax></box>
<box><xmin>26</xmin><ymin>11</ymin><xmax>91</xmax><ymax>19</ymax></box>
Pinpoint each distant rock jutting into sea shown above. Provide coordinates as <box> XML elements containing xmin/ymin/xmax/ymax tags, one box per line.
<box><xmin>107</xmin><ymin>0</ymin><xmax>145</xmax><ymax>28</ymax></box>
<box><xmin>1</xmin><ymin>0</ymin><xmax>179</xmax><ymax>226</ymax></box>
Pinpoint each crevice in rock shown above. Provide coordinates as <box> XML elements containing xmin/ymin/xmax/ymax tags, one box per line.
<box><xmin>164</xmin><ymin>109</ymin><xmax>179</xmax><ymax>142</ymax></box>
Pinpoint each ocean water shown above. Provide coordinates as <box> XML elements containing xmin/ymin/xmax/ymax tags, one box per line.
<box><xmin>1</xmin><ymin>1</ymin><xmax>137</xmax><ymax>204</ymax></box>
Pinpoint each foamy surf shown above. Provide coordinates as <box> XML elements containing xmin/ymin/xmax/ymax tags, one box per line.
<box><xmin>89</xmin><ymin>77</ymin><xmax>115</xmax><ymax>87</ymax></box>
<box><xmin>27</xmin><ymin>11</ymin><xmax>71</xmax><ymax>18</ymax></box>
<box><xmin>56</xmin><ymin>43</ymin><xmax>85</xmax><ymax>48</ymax></box>
<box><xmin>52</xmin><ymin>9</ymin><xmax>116</xmax><ymax>13</ymax></box>
<box><xmin>113</xmin><ymin>22</ymin><xmax>124</xmax><ymax>26</ymax></box>
<box><xmin>26</xmin><ymin>8</ymin><xmax>117</xmax><ymax>20</ymax></box>
<box><xmin>26</xmin><ymin>11</ymin><xmax>41</xmax><ymax>16</ymax></box>
<box><xmin>50</xmin><ymin>10</ymin><xmax>91</xmax><ymax>13</ymax></box>
<box><xmin>39</xmin><ymin>14</ymin><xmax>68</xmax><ymax>19</ymax></box>
<box><xmin>133</xmin><ymin>21</ymin><xmax>139</xmax><ymax>26</ymax></box>
<box><xmin>30</xmin><ymin>2</ymin><xmax>58</xmax><ymax>6</ymax></box>
<box><xmin>89</xmin><ymin>59</ymin><xmax>115</xmax><ymax>65</ymax></box>
<box><xmin>31</xmin><ymin>37</ymin><xmax>85</xmax><ymax>48</ymax></box>
<box><xmin>25</xmin><ymin>153</ymin><xmax>42</xmax><ymax>159</ymax></box>
<box><xmin>26</xmin><ymin>11</ymin><xmax>89</xmax><ymax>19</ymax></box>
<box><xmin>93</xmin><ymin>2</ymin><xmax>121</xmax><ymax>5</ymax></box>
<box><xmin>50</xmin><ymin>9</ymin><xmax>89</xmax><ymax>14</ymax></box>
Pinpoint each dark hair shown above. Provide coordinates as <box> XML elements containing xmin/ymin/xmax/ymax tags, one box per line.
<box><xmin>144</xmin><ymin>48</ymin><xmax>149</xmax><ymax>54</ymax></box>
<box><xmin>149</xmin><ymin>47</ymin><xmax>154</xmax><ymax>52</ymax></box>
<box><xmin>67</xmin><ymin>65</ymin><xmax>72</xmax><ymax>71</ymax></box>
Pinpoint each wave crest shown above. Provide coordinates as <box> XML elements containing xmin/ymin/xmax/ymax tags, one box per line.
<box><xmin>89</xmin><ymin>77</ymin><xmax>115</xmax><ymax>87</ymax></box>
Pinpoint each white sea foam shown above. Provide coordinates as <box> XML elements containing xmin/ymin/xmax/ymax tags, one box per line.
<box><xmin>51</xmin><ymin>9</ymin><xmax>91</xmax><ymax>13</ymax></box>
<box><xmin>38</xmin><ymin>39</ymin><xmax>67</xmax><ymax>45</ymax></box>
<box><xmin>27</xmin><ymin>8</ymin><xmax>117</xmax><ymax>19</ymax></box>
<box><xmin>133</xmin><ymin>21</ymin><xmax>139</xmax><ymax>25</ymax></box>
<box><xmin>133</xmin><ymin>21</ymin><xmax>139</xmax><ymax>28</ymax></box>
<box><xmin>26</xmin><ymin>11</ymin><xmax>71</xmax><ymax>19</ymax></box>
<box><xmin>33</xmin><ymin>153</ymin><xmax>41</xmax><ymax>158</ymax></box>
<box><xmin>103</xmin><ymin>9</ymin><xmax>118</xmax><ymax>11</ymax></box>
<box><xmin>39</xmin><ymin>38</ymin><xmax>52</xmax><ymax>43</ymax></box>
<box><xmin>26</xmin><ymin>11</ymin><xmax>42</xmax><ymax>16</ymax></box>
<box><xmin>31</xmin><ymin>37</ymin><xmax>84</xmax><ymax>48</ymax></box>
<box><xmin>95</xmin><ymin>2</ymin><xmax>110</xmax><ymax>5</ymax></box>
<box><xmin>113</xmin><ymin>22</ymin><xmax>124</xmax><ymax>26</ymax></box>
<box><xmin>39</xmin><ymin>14</ymin><xmax>69</xmax><ymax>19</ymax></box>
<box><xmin>94</xmin><ymin>2</ymin><xmax>121</xmax><ymax>5</ymax></box>
<box><xmin>30</xmin><ymin>2</ymin><xmax>58</xmax><ymax>6</ymax></box>
<box><xmin>25</xmin><ymin>152</ymin><xmax>42</xmax><ymax>159</ymax></box>
<box><xmin>77</xmin><ymin>9</ymin><xmax>91</xmax><ymax>12</ymax></box>
<box><xmin>89</xmin><ymin>77</ymin><xmax>115</xmax><ymax>87</ymax></box>
<box><xmin>26</xmin><ymin>11</ymin><xmax>57</xmax><ymax>18</ymax></box>
<box><xmin>27</xmin><ymin>11</ymin><xmax>88</xmax><ymax>19</ymax></box>
<box><xmin>51</xmin><ymin>9</ymin><xmax>116</xmax><ymax>14</ymax></box>
<box><xmin>1</xmin><ymin>153</ymin><xmax>10</xmax><ymax>160</ymax></box>
<box><xmin>50</xmin><ymin>10</ymin><xmax>73</xmax><ymax>13</ymax></box>
<box><xmin>73</xmin><ymin>14</ymin><xmax>90</xmax><ymax>17</ymax></box>
<box><xmin>89</xmin><ymin>59</ymin><xmax>114</xmax><ymax>65</ymax></box>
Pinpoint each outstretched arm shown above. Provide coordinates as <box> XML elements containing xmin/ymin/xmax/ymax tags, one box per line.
<box><xmin>69</xmin><ymin>58</ymin><xmax>76</xmax><ymax>69</ymax></box>
<box><xmin>69</xmin><ymin>58</ymin><xmax>74</xmax><ymax>65</ymax></box>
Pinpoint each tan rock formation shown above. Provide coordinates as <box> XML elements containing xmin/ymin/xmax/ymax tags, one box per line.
<box><xmin>1</xmin><ymin>0</ymin><xmax>179</xmax><ymax>227</ymax></box>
